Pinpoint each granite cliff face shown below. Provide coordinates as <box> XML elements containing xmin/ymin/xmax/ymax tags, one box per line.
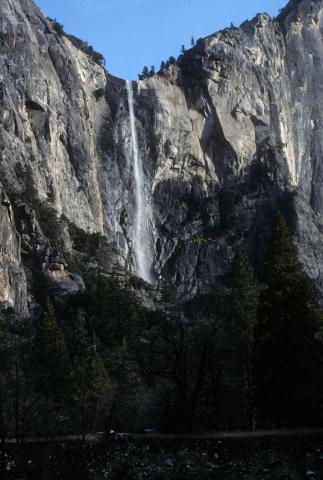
<box><xmin>0</xmin><ymin>181</ymin><xmax>27</xmax><ymax>314</ymax></box>
<box><xmin>0</xmin><ymin>0</ymin><xmax>323</xmax><ymax>311</ymax></box>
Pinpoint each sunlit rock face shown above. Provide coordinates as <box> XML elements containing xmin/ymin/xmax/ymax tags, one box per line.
<box><xmin>0</xmin><ymin>183</ymin><xmax>27</xmax><ymax>315</ymax></box>
<box><xmin>129</xmin><ymin>0</ymin><xmax>323</xmax><ymax>297</ymax></box>
<box><xmin>0</xmin><ymin>0</ymin><xmax>323</xmax><ymax>304</ymax></box>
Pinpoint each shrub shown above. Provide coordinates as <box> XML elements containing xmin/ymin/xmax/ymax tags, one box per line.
<box><xmin>15</xmin><ymin>163</ymin><xmax>62</xmax><ymax>246</ymax></box>
<box><xmin>93</xmin><ymin>88</ymin><xmax>105</xmax><ymax>100</ymax></box>
<box><xmin>47</xmin><ymin>17</ymin><xmax>64</xmax><ymax>36</ymax></box>
<box><xmin>37</xmin><ymin>203</ymin><xmax>61</xmax><ymax>246</ymax></box>
<box><xmin>66</xmin><ymin>34</ymin><xmax>106</xmax><ymax>68</ymax></box>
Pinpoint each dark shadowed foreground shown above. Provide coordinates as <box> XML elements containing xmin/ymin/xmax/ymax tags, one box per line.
<box><xmin>1</xmin><ymin>430</ymin><xmax>323</xmax><ymax>479</ymax></box>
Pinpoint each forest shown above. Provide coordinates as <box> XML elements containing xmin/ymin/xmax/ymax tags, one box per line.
<box><xmin>0</xmin><ymin>214</ymin><xmax>322</xmax><ymax>442</ymax></box>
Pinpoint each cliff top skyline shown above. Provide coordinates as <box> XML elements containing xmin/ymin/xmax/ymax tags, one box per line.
<box><xmin>35</xmin><ymin>0</ymin><xmax>285</xmax><ymax>80</ymax></box>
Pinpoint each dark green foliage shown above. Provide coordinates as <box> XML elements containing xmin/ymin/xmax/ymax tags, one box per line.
<box><xmin>129</xmin><ymin>273</ymin><xmax>148</xmax><ymax>290</ymax></box>
<box><xmin>138</xmin><ymin>65</ymin><xmax>156</xmax><ymax>80</ymax></box>
<box><xmin>69</xmin><ymin>310</ymin><xmax>108</xmax><ymax>401</ymax></box>
<box><xmin>63</xmin><ymin>269</ymin><xmax>147</xmax><ymax>431</ymax></box>
<box><xmin>227</xmin><ymin>250</ymin><xmax>259</xmax><ymax>428</ymax></box>
<box><xmin>219</xmin><ymin>189</ymin><xmax>236</xmax><ymax>229</ymax></box>
<box><xmin>134</xmin><ymin>277</ymin><xmax>223</xmax><ymax>433</ymax></box>
<box><xmin>191</xmin><ymin>36</ymin><xmax>195</xmax><ymax>47</ymax></box>
<box><xmin>142</xmin><ymin>66</ymin><xmax>149</xmax><ymax>77</ymax></box>
<box><xmin>157</xmin><ymin>57</ymin><xmax>176</xmax><ymax>74</ymax></box>
<box><xmin>0</xmin><ymin>298</ymin><xmax>111</xmax><ymax>438</ymax></box>
<box><xmin>15</xmin><ymin>163</ymin><xmax>37</xmax><ymax>204</ymax></box>
<box><xmin>66</xmin><ymin>221</ymin><xmax>112</xmax><ymax>259</ymax></box>
<box><xmin>37</xmin><ymin>203</ymin><xmax>61</xmax><ymax>246</ymax></box>
<box><xmin>181</xmin><ymin>44</ymin><xmax>186</xmax><ymax>54</ymax></box>
<box><xmin>93</xmin><ymin>87</ymin><xmax>105</xmax><ymax>100</ymax></box>
<box><xmin>32</xmin><ymin>300</ymin><xmax>72</xmax><ymax>404</ymax></box>
<box><xmin>149</xmin><ymin>65</ymin><xmax>155</xmax><ymax>76</ymax></box>
<box><xmin>139</xmin><ymin>66</ymin><xmax>149</xmax><ymax>80</ymax></box>
<box><xmin>255</xmin><ymin>215</ymin><xmax>323</xmax><ymax>427</ymax></box>
<box><xmin>15</xmin><ymin>163</ymin><xmax>62</xmax><ymax>246</ymax></box>
<box><xmin>2</xmin><ymin>159</ymin><xmax>323</xmax><ymax>439</ymax></box>
<box><xmin>66</xmin><ymin>34</ymin><xmax>106</xmax><ymax>68</ymax></box>
<box><xmin>67</xmin><ymin>309</ymin><xmax>109</xmax><ymax>435</ymax></box>
<box><xmin>0</xmin><ymin>312</ymin><xmax>30</xmax><ymax>441</ymax></box>
<box><xmin>250</xmin><ymin>159</ymin><xmax>268</xmax><ymax>184</ymax></box>
<box><xmin>138</xmin><ymin>313</ymin><xmax>221</xmax><ymax>432</ymax></box>
<box><xmin>62</xmin><ymin>223</ymin><xmax>121</xmax><ymax>309</ymax></box>
<box><xmin>229</xmin><ymin>250</ymin><xmax>258</xmax><ymax>346</ymax></box>
<box><xmin>47</xmin><ymin>17</ymin><xmax>64</xmax><ymax>36</ymax></box>
<box><xmin>89</xmin><ymin>271</ymin><xmax>144</xmax><ymax>348</ymax></box>
<box><xmin>46</xmin><ymin>18</ymin><xmax>106</xmax><ymax>67</ymax></box>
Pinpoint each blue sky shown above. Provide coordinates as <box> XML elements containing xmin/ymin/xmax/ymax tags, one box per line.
<box><xmin>35</xmin><ymin>0</ymin><xmax>286</xmax><ymax>80</ymax></box>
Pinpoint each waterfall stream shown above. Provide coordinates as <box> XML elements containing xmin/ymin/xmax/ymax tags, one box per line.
<box><xmin>126</xmin><ymin>80</ymin><xmax>153</xmax><ymax>283</ymax></box>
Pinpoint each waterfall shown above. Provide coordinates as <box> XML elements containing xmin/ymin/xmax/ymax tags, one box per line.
<box><xmin>126</xmin><ymin>80</ymin><xmax>153</xmax><ymax>283</ymax></box>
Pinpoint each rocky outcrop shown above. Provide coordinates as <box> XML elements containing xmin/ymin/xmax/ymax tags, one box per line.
<box><xmin>0</xmin><ymin>183</ymin><xmax>27</xmax><ymax>314</ymax></box>
<box><xmin>0</xmin><ymin>0</ymin><xmax>323</xmax><ymax>305</ymax></box>
<box><xmin>128</xmin><ymin>0</ymin><xmax>323</xmax><ymax>297</ymax></box>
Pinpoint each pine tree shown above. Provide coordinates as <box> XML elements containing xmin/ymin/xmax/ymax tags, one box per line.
<box><xmin>71</xmin><ymin>313</ymin><xmax>109</xmax><ymax>436</ymax></box>
<box><xmin>0</xmin><ymin>312</ymin><xmax>35</xmax><ymax>442</ymax></box>
<box><xmin>141</xmin><ymin>66</ymin><xmax>149</xmax><ymax>79</ymax></box>
<box><xmin>228</xmin><ymin>250</ymin><xmax>259</xmax><ymax>428</ymax></box>
<box><xmin>149</xmin><ymin>65</ymin><xmax>155</xmax><ymax>77</ymax></box>
<box><xmin>155</xmin><ymin>274</ymin><xmax>177</xmax><ymax>320</ymax></box>
<box><xmin>32</xmin><ymin>300</ymin><xmax>72</xmax><ymax>405</ymax></box>
<box><xmin>48</xmin><ymin>18</ymin><xmax>64</xmax><ymax>36</ymax></box>
<box><xmin>181</xmin><ymin>44</ymin><xmax>186</xmax><ymax>54</ymax></box>
<box><xmin>255</xmin><ymin>215</ymin><xmax>323</xmax><ymax>427</ymax></box>
<box><xmin>191</xmin><ymin>36</ymin><xmax>195</xmax><ymax>47</ymax></box>
<box><xmin>91</xmin><ymin>269</ymin><xmax>140</xmax><ymax>347</ymax></box>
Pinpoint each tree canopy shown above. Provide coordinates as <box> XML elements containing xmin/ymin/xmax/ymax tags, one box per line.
<box><xmin>255</xmin><ymin>215</ymin><xmax>323</xmax><ymax>427</ymax></box>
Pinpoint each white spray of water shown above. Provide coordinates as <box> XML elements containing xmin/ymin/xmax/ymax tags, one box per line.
<box><xmin>126</xmin><ymin>80</ymin><xmax>153</xmax><ymax>283</ymax></box>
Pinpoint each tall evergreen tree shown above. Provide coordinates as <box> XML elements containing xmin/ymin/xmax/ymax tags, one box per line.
<box><xmin>149</xmin><ymin>65</ymin><xmax>155</xmax><ymax>77</ymax></box>
<box><xmin>255</xmin><ymin>215</ymin><xmax>323</xmax><ymax>427</ymax></box>
<box><xmin>90</xmin><ymin>270</ymin><xmax>141</xmax><ymax>347</ymax></box>
<box><xmin>228</xmin><ymin>249</ymin><xmax>259</xmax><ymax>428</ymax></box>
<box><xmin>70</xmin><ymin>312</ymin><xmax>109</xmax><ymax>436</ymax></box>
<box><xmin>142</xmin><ymin>66</ymin><xmax>149</xmax><ymax>78</ymax></box>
